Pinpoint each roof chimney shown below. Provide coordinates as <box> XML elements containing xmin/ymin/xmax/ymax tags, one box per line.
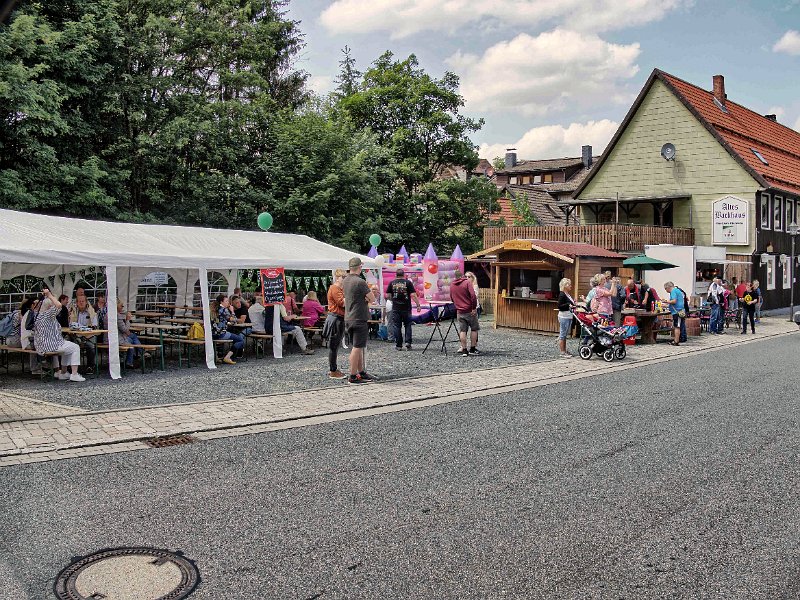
<box><xmin>505</xmin><ymin>148</ymin><xmax>517</xmax><ymax>169</ymax></box>
<box><xmin>712</xmin><ymin>75</ymin><xmax>725</xmax><ymax>106</ymax></box>
<box><xmin>765</xmin><ymin>114</ymin><xmax>777</xmax><ymax>122</ymax></box>
<box><xmin>581</xmin><ymin>145</ymin><xmax>592</xmax><ymax>169</ymax></box>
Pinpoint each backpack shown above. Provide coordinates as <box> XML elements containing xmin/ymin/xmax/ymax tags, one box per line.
<box><xmin>187</xmin><ymin>322</ymin><xmax>204</xmax><ymax>340</ymax></box>
<box><xmin>0</xmin><ymin>313</ymin><xmax>13</xmax><ymax>337</ymax></box>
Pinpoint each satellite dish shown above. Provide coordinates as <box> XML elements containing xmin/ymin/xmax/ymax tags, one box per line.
<box><xmin>660</xmin><ymin>143</ymin><xmax>676</xmax><ymax>161</ymax></box>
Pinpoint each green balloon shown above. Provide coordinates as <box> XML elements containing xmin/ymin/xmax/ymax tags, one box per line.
<box><xmin>369</xmin><ymin>233</ymin><xmax>382</xmax><ymax>247</ymax></box>
<box><xmin>257</xmin><ymin>212</ymin><xmax>273</xmax><ymax>231</ymax></box>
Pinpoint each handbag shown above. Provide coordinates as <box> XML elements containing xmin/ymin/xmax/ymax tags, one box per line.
<box><xmin>677</xmin><ymin>309</ymin><xmax>686</xmax><ymax>318</ymax></box>
<box><xmin>187</xmin><ymin>322</ymin><xmax>204</xmax><ymax>340</ymax></box>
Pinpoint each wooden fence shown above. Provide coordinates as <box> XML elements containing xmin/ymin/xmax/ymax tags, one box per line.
<box><xmin>483</xmin><ymin>224</ymin><xmax>695</xmax><ymax>253</ymax></box>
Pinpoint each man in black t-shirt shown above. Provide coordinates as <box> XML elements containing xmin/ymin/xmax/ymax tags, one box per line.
<box><xmin>385</xmin><ymin>268</ymin><xmax>422</xmax><ymax>351</ymax></box>
<box><xmin>231</xmin><ymin>296</ymin><xmax>252</xmax><ymax>335</ymax></box>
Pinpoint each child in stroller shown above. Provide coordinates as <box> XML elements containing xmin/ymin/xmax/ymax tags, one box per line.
<box><xmin>572</xmin><ymin>308</ymin><xmax>630</xmax><ymax>361</ymax></box>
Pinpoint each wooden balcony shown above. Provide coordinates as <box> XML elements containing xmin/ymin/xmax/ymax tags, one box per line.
<box><xmin>482</xmin><ymin>224</ymin><xmax>694</xmax><ymax>254</ymax></box>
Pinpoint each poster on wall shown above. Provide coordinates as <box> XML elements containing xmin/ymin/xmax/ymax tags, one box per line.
<box><xmin>259</xmin><ymin>268</ymin><xmax>286</xmax><ymax>305</ymax></box>
<box><xmin>712</xmin><ymin>196</ymin><xmax>748</xmax><ymax>245</ymax></box>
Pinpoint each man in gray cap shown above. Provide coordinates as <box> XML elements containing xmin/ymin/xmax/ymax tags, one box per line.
<box><xmin>385</xmin><ymin>267</ymin><xmax>422</xmax><ymax>350</ymax></box>
<box><xmin>343</xmin><ymin>256</ymin><xmax>377</xmax><ymax>384</ymax></box>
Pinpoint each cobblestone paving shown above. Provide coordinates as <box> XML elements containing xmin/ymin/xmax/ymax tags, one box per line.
<box><xmin>0</xmin><ymin>320</ymin><xmax>796</xmax><ymax>466</ymax></box>
<box><xmin>0</xmin><ymin>392</ymin><xmax>83</xmax><ymax>423</ymax></box>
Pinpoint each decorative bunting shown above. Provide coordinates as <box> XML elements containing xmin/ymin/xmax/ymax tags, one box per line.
<box><xmin>58</xmin><ymin>274</ymin><xmax>66</xmax><ymax>285</ymax></box>
<box><xmin>89</xmin><ymin>266</ymin><xmax>96</xmax><ymax>273</ymax></box>
<box><xmin>303</xmin><ymin>277</ymin><xmax>310</xmax><ymax>288</ymax></box>
<box><xmin>48</xmin><ymin>276</ymin><xmax>56</xmax><ymax>287</ymax></box>
<box><xmin>312</xmin><ymin>277</ymin><xmax>319</xmax><ymax>289</ymax></box>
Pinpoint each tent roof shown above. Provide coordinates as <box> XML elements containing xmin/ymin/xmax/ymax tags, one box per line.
<box><xmin>0</xmin><ymin>209</ymin><xmax>374</xmax><ymax>270</ymax></box>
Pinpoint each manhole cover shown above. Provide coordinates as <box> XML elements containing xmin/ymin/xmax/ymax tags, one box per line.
<box><xmin>144</xmin><ymin>434</ymin><xmax>197</xmax><ymax>448</ymax></box>
<box><xmin>54</xmin><ymin>547</ymin><xmax>200</xmax><ymax>600</ymax></box>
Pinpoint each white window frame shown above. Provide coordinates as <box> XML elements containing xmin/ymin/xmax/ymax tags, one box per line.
<box><xmin>509</xmin><ymin>176</ymin><xmax>518</xmax><ymax>185</ymax></box>
<box><xmin>782</xmin><ymin>255</ymin><xmax>791</xmax><ymax>289</ymax></box>
<box><xmin>766</xmin><ymin>254</ymin><xmax>776</xmax><ymax>291</ymax></box>
<box><xmin>774</xmin><ymin>196</ymin><xmax>783</xmax><ymax>232</ymax></box>
<box><xmin>786</xmin><ymin>197</ymin><xmax>794</xmax><ymax>230</ymax></box>
<box><xmin>761</xmin><ymin>193</ymin><xmax>771</xmax><ymax>230</ymax></box>
<box><xmin>533</xmin><ymin>174</ymin><xmax>542</xmax><ymax>183</ymax></box>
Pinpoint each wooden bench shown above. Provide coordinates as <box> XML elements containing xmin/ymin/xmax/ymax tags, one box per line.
<box><xmin>0</xmin><ymin>345</ymin><xmax>61</xmax><ymax>376</ymax></box>
<box><xmin>97</xmin><ymin>342</ymin><xmax>161</xmax><ymax>374</ymax></box>
<box><xmin>248</xmin><ymin>333</ymin><xmax>274</xmax><ymax>358</ymax></box>
<box><xmin>175</xmin><ymin>337</ymin><xmax>232</xmax><ymax>368</ymax></box>
<box><xmin>302</xmin><ymin>327</ymin><xmax>323</xmax><ymax>348</ymax></box>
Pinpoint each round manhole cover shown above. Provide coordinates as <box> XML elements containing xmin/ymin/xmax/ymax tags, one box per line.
<box><xmin>54</xmin><ymin>547</ymin><xmax>200</xmax><ymax>600</ymax></box>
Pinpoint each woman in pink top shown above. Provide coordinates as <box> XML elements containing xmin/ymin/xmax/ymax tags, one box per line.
<box><xmin>300</xmin><ymin>291</ymin><xmax>326</xmax><ymax>326</ymax></box>
<box><xmin>590</xmin><ymin>274</ymin><xmax>617</xmax><ymax>318</ymax></box>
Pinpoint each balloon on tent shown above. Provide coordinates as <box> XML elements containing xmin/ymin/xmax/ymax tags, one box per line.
<box><xmin>369</xmin><ymin>233</ymin><xmax>382</xmax><ymax>247</ymax></box>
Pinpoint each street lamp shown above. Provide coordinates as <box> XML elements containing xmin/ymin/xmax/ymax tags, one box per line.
<box><xmin>788</xmin><ymin>221</ymin><xmax>799</xmax><ymax>322</ymax></box>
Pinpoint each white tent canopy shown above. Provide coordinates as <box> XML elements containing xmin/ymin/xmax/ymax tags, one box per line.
<box><xmin>0</xmin><ymin>209</ymin><xmax>376</xmax><ymax>378</ymax></box>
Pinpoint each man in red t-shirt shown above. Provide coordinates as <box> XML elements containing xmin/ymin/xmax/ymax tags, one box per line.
<box><xmin>735</xmin><ymin>280</ymin><xmax>747</xmax><ymax>300</ymax></box>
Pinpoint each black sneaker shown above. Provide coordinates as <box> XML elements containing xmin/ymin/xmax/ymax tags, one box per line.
<box><xmin>468</xmin><ymin>347</ymin><xmax>480</xmax><ymax>355</ymax></box>
<box><xmin>395</xmin><ymin>346</ymin><xmax>403</xmax><ymax>351</ymax></box>
<box><xmin>405</xmin><ymin>344</ymin><xmax>412</xmax><ymax>350</ymax></box>
<box><xmin>359</xmin><ymin>371</ymin><xmax>377</xmax><ymax>382</ymax></box>
<box><xmin>459</xmin><ymin>348</ymin><xmax>469</xmax><ymax>357</ymax></box>
<box><xmin>348</xmin><ymin>374</ymin><xmax>366</xmax><ymax>385</ymax></box>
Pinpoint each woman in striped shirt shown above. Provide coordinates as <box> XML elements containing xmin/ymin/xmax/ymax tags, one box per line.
<box><xmin>33</xmin><ymin>289</ymin><xmax>85</xmax><ymax>382</ymax></box>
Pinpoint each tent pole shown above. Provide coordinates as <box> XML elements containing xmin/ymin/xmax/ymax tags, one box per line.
<box><xmin>198</xmin><ymin>267</ymin><xmax>217</xmax><ymax>369</ymax></box>
<box><xmin>105</xmin><ymin>266</ymin><xmax>121</xmax><ymax>380</ymax></box>
<box><xmin>272</xmin><ymin>303</ymin><xmax>282</xmax><ymax>359</ymax></box>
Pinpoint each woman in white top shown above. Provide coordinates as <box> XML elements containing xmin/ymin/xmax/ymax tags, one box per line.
<box><xmin>32</xmin><ymin>289</ymin><xmax>85</xmax><ymax>381</ymax></box>
<box><xmin>465</xmin><ymin>271</ymin><xmax>481</xmax><ymax>316</ymax></box>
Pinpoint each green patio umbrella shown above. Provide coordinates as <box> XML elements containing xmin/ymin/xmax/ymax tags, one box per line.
<box><xmin>623</xmin><ymin>255</ymin><xmax>678</xmax><ymax>271</ymax></box>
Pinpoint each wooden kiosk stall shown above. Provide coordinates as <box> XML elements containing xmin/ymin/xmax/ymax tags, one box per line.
<box><xmin>470</xmin><ymin>239</ymin><xmax>626</xmax><ymax>333</ymax></box>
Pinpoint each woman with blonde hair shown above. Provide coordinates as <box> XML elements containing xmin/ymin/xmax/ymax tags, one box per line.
<box><xmin>301</xmin><ymin>290</ymin><xmax>327</xmax><ymax>327</ymax></box>
<box><xmin>465</xmin><ymin>271</ymin><xmax>481</xmax><ymax>316</ymax></box>
<box><xmin>557</xmin><ymin>278</ymin><xmax>577</xmax><ymax>358</ymax></box>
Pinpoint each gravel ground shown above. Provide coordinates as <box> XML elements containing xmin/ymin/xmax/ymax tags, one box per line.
<box><xmin>0</xmin><ymin>320</ymin><xmax>575</xmax><ymax>411</ymax></box>
<box><xmin>0</xmin><ymin>335</ymin><xmax>797</xmax><ymax>599</ymax></box>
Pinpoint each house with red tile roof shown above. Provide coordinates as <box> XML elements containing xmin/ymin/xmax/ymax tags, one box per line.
<box><xmin>570</xmin><ymin>68</ymin><xmax>800</xmax><ymax>309</ymax></box>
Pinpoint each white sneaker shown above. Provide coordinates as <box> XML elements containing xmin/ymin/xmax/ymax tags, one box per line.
<box><xmin>56</xmin><ymin>372</ymin><xmax>71</xmax><ymax>380</ymax></box>
<box><xmin>69</xmin><ymin>373</ymin><xmax>86</xmax><ymax>382</ymax></box>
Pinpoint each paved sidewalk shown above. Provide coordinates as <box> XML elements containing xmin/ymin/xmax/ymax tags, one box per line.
<box><xmin>0</xmin><ymin>392</ymin><xmax>83</xmax><ymax>423</ymax></box>
<box><xmin>1</xmin><ymin>319</ymin><xmax>796</xmax><ymax>466</ymax></box>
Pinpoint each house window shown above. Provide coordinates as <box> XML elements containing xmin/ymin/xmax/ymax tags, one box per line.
<box><xmin>751</xmin><ymin>148</ymin><xmax>769</xmax><ymax>165</ymax></box>
<box><xmin>782</xmin><ymin>255</ymin><xmax>791</xmax><ymax>289</ymax></box>
<box><xmin>509</xmin><ymin>176</ymin><xmax>518</xmax><ymax>185</ymax></box>
<box><xmin>543</xmin><ymin>173</ymin><xmax>553</xmax><ymax>183</ymax></box>
<box><xmin>766</xmin><ymin>255</ymin><xmax>776</xmax><ymax>290</ymax></box>
<box><xmin>520</xmin><ymin>175</ymin><xmax>531</xmax><ymax>185</ymax></box>
<box><xmin>774</xmin><ymin>196</ymin><xmax>783</xmax><ymax>232</ymax></box>
<box><xmin>760</xmin><ymin>194</ymin><xmax>771</xmax><ymax>230</ymax></box>
<box><xmin>786</xmin><ymin>197</ymin><xmax>794</xmax><ymax>230</ymax></box>
<box><xmin>533</xmin><ymin>175</ymin><xmax>542</xmax><ymax>183</ymax></box>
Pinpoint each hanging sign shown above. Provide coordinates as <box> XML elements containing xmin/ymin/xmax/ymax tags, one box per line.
<box><xmin>259</xmin><ymin>268</ymin><xmax>286</xmax><ymax>306</ymax></box>
<box><xmin>140</xmin><ymin>272</ymin><xmax>170</xmax><ymax>286</ymax></box>
<box><xmin>712</xmin><ymin>196</ymin><xmax>748</xmax><ymax>245</ymax></box>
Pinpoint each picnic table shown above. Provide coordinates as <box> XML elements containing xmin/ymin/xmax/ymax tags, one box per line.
<box><xmin>621</xmin><ymin>309</ymin><xmax>671</xmax><ymax>344</ymax></box>
<box><xmin>133</xmin><ymin>310</ymin><xmax>168</xmax><ymax>322</ymax></box>
<box><xmin>129</xmin><ymin>322</ymin><xmax>188</xmax><ymax>370</ymax></box>
<box><xmin>61</xmin><ymin>328</ymin><xmax>107</xmax><ymax>338</ymax></box>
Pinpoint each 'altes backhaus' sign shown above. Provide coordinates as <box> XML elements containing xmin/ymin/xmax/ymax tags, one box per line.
<box><xmin>712</xmin><ymin>196</ymin><xmax>748</xmax><ymax>245</ymax></box>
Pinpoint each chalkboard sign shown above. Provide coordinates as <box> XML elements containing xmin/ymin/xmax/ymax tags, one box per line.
<box><xmin>260</xmin><ymin>268</ymin><xmax>286</xmax><ymax>305</ymax></box>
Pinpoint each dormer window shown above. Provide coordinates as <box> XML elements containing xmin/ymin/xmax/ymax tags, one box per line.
<box><xmin>543</xmin><ymin>173</ymin><xmax>553</xmax><ymax>183</ymax></box>
<box><xmin>751</xmin><ymin>148</ymin><xmax>768</xmax><ymax>165</ymax></box>
<box><xmin>509</xmin><ymin>176</ymin><xmax>518</xmax><ymax>185</ymax></box>
<box><xmin>533</xmin><ymin>175</ymin><xmax>542</xmax><ymax>183</ymax></box>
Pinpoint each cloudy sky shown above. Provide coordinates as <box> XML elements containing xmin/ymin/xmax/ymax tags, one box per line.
<box><xmin>287</xmin><ymin>0</ymin><xmax>800</xmax><ymax>161</ymax></box>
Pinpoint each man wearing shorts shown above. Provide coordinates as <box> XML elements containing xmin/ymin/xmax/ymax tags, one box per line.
<box><xmin>664</xmin><ymin>281</ymin><xmax>685</xmax><ymax>346</ymax></box>
<box><xmin>343</xmin><ymin>257</ymin><xmax>377</xmax><ymax>384</ymax></box>
<box><xmin>450</xmin><ymin>270</ymin><xmax>480</xmax><ymax>357</ymax></box>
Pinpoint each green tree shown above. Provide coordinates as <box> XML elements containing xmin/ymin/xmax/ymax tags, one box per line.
<box><xmin>510</xmin><ymin>190</ymin><xmax>539</xmax><ymax>226</ymax></box>
<box><xmin>334</xmin><ymin>45</ymin><xmax>361</xmax><ymax>99</ymax></box>
<box><xmin>492</xmin><ymin>156</ymin><xmax>505</xmax><ymax>170</ymax></box>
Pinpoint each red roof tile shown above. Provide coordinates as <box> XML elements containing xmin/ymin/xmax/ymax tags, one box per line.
<box><xmin>522</xmin><ymin>239</ymin><xmax>626</xmax><ymax>259</ymax></box>
<box><xmin>660</xmin><ymin>72</ymin><xmax>800</xmax><ymax>195</ymax></box>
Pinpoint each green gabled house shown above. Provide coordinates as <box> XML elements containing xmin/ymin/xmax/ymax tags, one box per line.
<box><xmin>569</xmin><ymin>68</ymin><xmax>800</xmax><ymax>309</ymax></box>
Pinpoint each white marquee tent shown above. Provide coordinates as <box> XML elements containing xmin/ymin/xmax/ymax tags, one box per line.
<box><xmin>0</xmin><ymin>209</ymin><xmax>376</xmax><ymax>378</ymax></box>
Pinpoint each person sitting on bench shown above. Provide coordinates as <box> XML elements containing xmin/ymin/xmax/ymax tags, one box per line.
<box><xmin>33</xmin><ymin>289</ymin><xmax>85</xmax><ymax>381</ymax></box>
<box><xmin>117</xmin><ymin>300</ymin><xmax>150</xmax><ymax>368</ymax></box>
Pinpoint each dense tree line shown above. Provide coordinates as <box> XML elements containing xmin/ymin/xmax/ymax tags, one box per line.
<box><xmin>0</xmin><ymin>1</ymin><xmax>498</xmax><ymax>253</ymax></box>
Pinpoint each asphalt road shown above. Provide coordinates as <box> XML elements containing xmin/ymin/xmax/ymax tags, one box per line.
<box><xmin>1</xmin><ymin>335</ymin><xmax>798</xmax><ymax>599</ymax></box>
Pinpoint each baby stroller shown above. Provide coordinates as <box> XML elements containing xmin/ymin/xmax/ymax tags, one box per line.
<box><xmin>572</xmin><ymin>309</ymin><xmax>630</xmax><ymax>361</ymax></box>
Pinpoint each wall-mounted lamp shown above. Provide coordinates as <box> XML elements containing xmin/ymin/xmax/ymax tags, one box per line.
<box><xmin>766</xmin><ymin>242</ymin><xmax>774</xmax><ymax>253</ymax></box>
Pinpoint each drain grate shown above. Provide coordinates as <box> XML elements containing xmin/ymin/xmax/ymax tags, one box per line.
<box><xmin>54</xmin><ymin>546</ymin><xmax>200</xmax><ymax>600</ymax></box>
<box><xmin>144</xmin><ymin>434</ymin><xmax>197</xmax><ymax>448</ymax></box>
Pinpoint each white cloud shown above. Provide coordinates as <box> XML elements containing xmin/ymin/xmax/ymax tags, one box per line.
<box><xmin>479</xmin><ymin>119</ymin><xmax>619</xmax><ymax>161</ymax></box>
<box><xmin>773</xmin><ymin>30</ymin><xmax>800</xmax><ymax>55</ymax></box>
<box><xmin>794</xmin><ymin>115</ymin><xmax>800</xmax><ymax>132</ymax></box>
<box><xmin>766</xmin><ymin>106</ymin><xmax>786</xmax><ymax>119</ymax></box>
<box><xmin>320</xmin><ymin>0</ymin><xmax>688</xmax><ymax>39</ymax></box>
<box><xmin>307</xmin><ymin>74</ymin><xmax>334</xmax><ymax>95</ymax></box>
<box><xmin>451</xmin><ymin>30</ymin><xmax>640</xmax><ymax>116</ymax></box>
